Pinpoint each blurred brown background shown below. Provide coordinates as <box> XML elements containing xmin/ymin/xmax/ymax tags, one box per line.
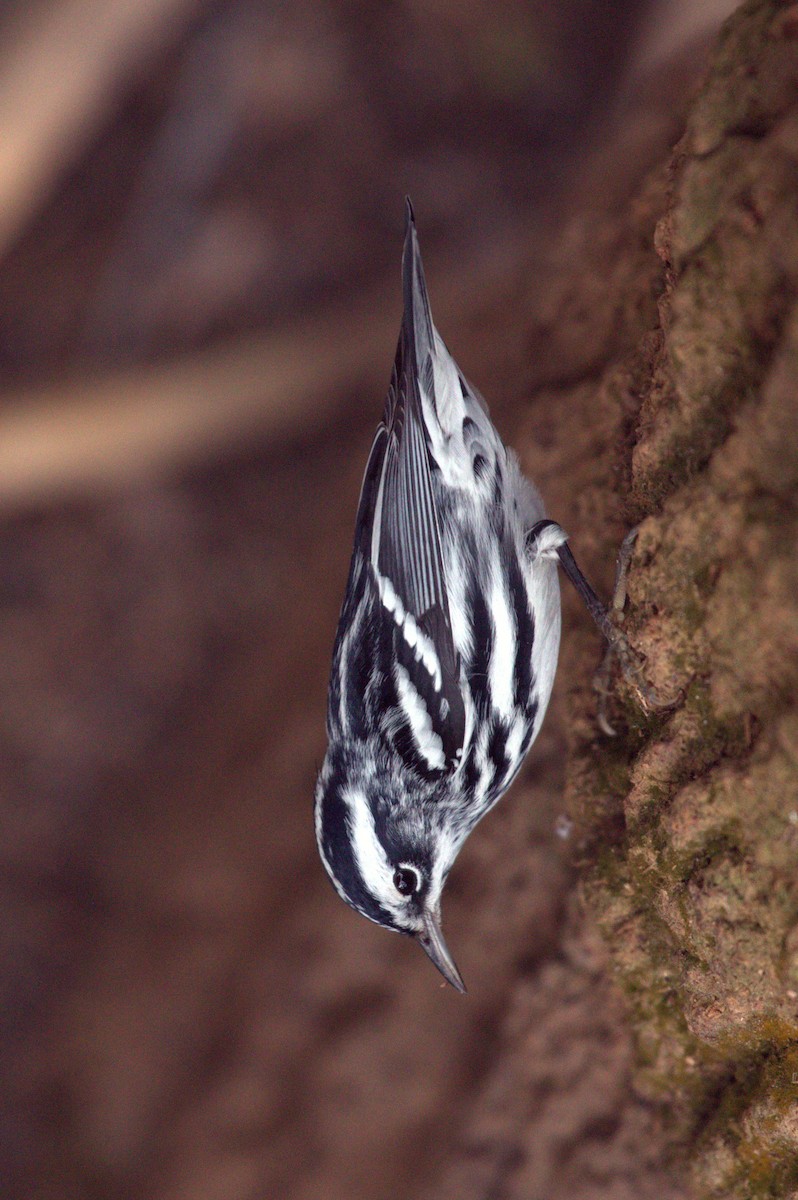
<box><xmin>0</xmin><ymin>3</ymin><xmax>737</xmax><ymax>1198</ymax></box>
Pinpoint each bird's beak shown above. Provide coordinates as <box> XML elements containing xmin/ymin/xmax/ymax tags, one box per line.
<box><xmin>417</xmin><ymin>908</ymin><xmax>466</xmax><ymax>993</ymax></box>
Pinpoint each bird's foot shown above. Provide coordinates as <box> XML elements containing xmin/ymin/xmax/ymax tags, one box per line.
<box><xmin>528</xmin><ymin>520</ymin><xmax>680</xmax><ymax>736</ymax></box>
<box><xmin>592</xmin><ymin>527</ymin><xmax>680</xmax><ymax>736</ymax></box>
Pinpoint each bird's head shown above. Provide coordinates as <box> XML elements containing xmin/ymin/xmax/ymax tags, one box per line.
<box><xmin>315</xmin><ymin>752</ymin><xmax>466</xmax><ymax>992</ymax></box>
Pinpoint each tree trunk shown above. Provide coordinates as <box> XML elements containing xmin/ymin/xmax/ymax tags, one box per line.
<box><xmin>566</xmin><ymin>2</ymin><xmax>798</xmax><ymax>1194</ymax></box>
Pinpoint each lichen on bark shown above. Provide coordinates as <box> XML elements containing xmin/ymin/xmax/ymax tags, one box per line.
<box><xmin>566</xmin><ymin>2</ymin><xmax>798</xmax><ymax>1196</ymax></box>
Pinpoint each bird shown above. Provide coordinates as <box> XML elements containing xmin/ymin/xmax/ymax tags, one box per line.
<box><xmin>315</xmin><ymin>199</ymin><xmax>627</xmax><ymax>992</ymax></box>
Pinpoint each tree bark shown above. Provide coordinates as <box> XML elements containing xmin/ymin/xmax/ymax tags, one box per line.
<box><xmin>565</xmin><ymin>1</ymin><xmax>798</xmax><ymax>1194</ymax></box>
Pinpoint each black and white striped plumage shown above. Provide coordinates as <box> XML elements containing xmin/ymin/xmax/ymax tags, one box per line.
<box><xmin>315</xmin><ymin>202</ymin><xmax>566</xmax><ymax>991</ymax></box>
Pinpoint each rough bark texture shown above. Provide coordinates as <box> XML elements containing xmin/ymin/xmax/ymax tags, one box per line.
<box><xmin>560</xmin><ymin>2</ymin><xmax>798</xmax><ymax>1195</ymax></box>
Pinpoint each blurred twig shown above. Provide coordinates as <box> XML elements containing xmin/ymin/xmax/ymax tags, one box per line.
<box><xmin>0</xmin><ymin>0</ymin><xmax>205</xmax><ymax>262</ymax></box>
<box><xmin>0</xmin><ymin>279</ymin><xmax>399</xmax><ymax>509</ymax></box>
<box><xmin>0</xmin><ymin>237</ymin><xmax>527</xmax><ymax>510</ymax></box>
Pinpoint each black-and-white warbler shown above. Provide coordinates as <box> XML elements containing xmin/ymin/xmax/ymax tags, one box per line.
<box><xmin>315</xmin><ymin>201</ymin><xmax>632</xmax><ymax>992</ymax></box>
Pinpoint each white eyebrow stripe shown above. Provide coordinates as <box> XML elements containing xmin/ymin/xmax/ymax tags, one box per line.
<box><xmin>342</xmin><ymin>787</ymin><xmax>419</xmax><ymax>928</ymax></box>
<box><xmin>342</xmin><ymin>786</ymin><xmax>395</xmax><ymax>903</ymax></box>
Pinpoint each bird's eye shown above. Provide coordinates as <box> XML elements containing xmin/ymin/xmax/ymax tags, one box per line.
<box><xmin>393</xmin><ymin>866</ymin><xmax>419</xmax><ymax>896</ymax></box>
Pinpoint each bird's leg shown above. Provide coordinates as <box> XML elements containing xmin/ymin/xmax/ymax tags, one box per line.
<box><xmin>589</xmin><ymin>528</ymin><xmax>652</xmax><ymax>736</ymax></box>
<box><xmin>526</xmin><ymin>521</ymin><xmax>673</xmax><ymax>733</ymax></box>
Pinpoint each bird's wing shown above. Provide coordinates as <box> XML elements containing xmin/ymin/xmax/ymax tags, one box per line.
<box><xmin>352</xmin><ymin>207</ymin><xmax>466</xmax><ymax>773</ymax></box>
<box><xmin>354</xmin><ymin>345</ymin><xmax>466</xmax><ymax>774</ymax></box>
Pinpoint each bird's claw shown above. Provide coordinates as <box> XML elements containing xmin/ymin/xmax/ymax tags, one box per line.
<box><xmin>593</xmin><ymin>526</ymin><xmax>681</xmax><ymax>736</ymax></box>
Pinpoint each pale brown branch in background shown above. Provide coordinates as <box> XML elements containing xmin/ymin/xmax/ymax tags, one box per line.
<box><xmin>0</xmin><ymin>303</ymin><xmax>391</xmax><ymax>510</ymax></box>
<box><xmin>0</xmin><ymin>244</ymin><xmax>524</xmax><ymax>509</ymax></box>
